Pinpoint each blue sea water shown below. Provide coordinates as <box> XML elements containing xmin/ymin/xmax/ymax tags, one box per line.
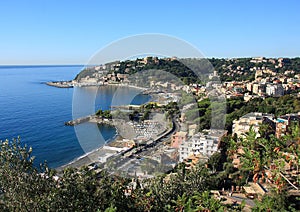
<box><xmin>0</xmin><ymin>66</ymin><xmax>150</xmax><ymax>168</ymax></box>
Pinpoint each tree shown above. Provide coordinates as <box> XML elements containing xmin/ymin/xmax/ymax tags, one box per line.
<box><xmin>252</xmin><ymin>190</ymin><xmax>294</xmax><ymax>212</ymax></box>
<box><xmin>0</xmin><ymin>138</ymin><xmax>55</xmax><ymax>211</ymax></box>
<box><xmin>194</xmin><ymin>191</ymin><xmax>225</xmax><ymax>212</ymax></box>
<box><xmin>207</xmin><ymin>152</ymin><xmax>223</xmax><ymax>174</ymax></box>
<box><xmin>96</xmin><ymin>109</ymin><xmax>112</xmax><ymax>119</ymax></box>
<box><xmin>0</xmin><ymin>137</ymin><xmax>249</xmax><ymax>211</ymax></box>
<box><xmin>230</xmin><ymin>123</ymin><xmax>300</xmax><ymax>210</ymax></box>
<box><xmin>0</xmin><ymin>138</ymin><xmax>133</xmax><ymax>211</ymax></box>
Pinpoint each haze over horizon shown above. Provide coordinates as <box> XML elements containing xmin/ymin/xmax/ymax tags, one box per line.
<box><xmin>1</xmin><ymin>0</ymin><xmax>299</xmax><ymax>65</ymax></box>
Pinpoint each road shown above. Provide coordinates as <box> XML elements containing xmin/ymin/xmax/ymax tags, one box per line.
<box><xmin>226</xmin><ymin>194</ymin><xmax>255</xmax><ymax>208</ymax></box>
<box><xmin>108</xmin><ymin>117</ymin><xmax>180</xmax><ymax>174</ymax></box>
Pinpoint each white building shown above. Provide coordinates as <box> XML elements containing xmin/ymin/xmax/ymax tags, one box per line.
<box><xmin>266</xmin><ymin>84</ymin><xmax>284</xmax><ymax>97</ymax></box>
<box><xmin>179</xmin><ymin>130</ymin><xmax>227</xmax><ymax>162</ymax></box>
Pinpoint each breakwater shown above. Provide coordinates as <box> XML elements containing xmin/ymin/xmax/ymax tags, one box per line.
<box><xmin>65</xmin><ymin>115</ymin><xmax>92</xmax><ymax>126</ymax></box>
<box><xmin>46</xmin><ymin>81</ymin><xmax>73</xmax><ymax>88</ymax></box>
<box><xmin>65</xmin><ymin>115</ymin><xmax>112</xmax><ymax>126</ymax></box>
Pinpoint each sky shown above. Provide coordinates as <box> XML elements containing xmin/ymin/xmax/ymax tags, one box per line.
<box><xmin>0</xmin><ymin>0</ymin><xmax>299</xmax><ymax>65</ymax></box>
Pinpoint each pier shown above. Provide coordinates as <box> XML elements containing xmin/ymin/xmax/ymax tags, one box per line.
<box><xmin>65</xmin><ymin>115</ymin><xmax>113</xmax><ymax>126</ymax></box>
<box><xmin>46</xmin><ymin>81</ymin><xmax>73</xmax><ymax>88</ymax></box>
<box><xmin>65</xmin><ymin>115</ymin><xmax>93</xmax><ymax>126</ymax></box>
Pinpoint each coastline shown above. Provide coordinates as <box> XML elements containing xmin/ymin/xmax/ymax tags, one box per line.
<box><xmin>57</xmin><ymin>115</ymin><xmax>141</xmax><ymax>172</ymax></box>
<box><xmin>56</xmin><ymin>111</ymin><xmax>168</xmax><ymax>172</ymax></box>
<box><xmin>107</xmin><ymin>83</ymin><xmax>148</xmax><ymax>91</ymax></box>
<box><xmin>46</xmin><ymin>80</ymin><xmax>149</xmax><ymax>91</ymax></box>
<box><xmin>53</xmin><ymin>82</ymin><xmax>158</xmax><ymax>172</ymax></box>
<box><xmin>56</xmin><ymin>119</ymin><xmax>135</xmax><ymax>173</ymax></box>
<box><xmin>56</xmin><ymin>136</ymin><xmax>122</xmax><ymax>172</ymax></box>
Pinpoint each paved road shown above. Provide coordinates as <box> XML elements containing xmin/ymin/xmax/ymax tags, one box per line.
<box><xmin>229</xmin><ymin>194</ymin><xmax>255</xmax><ymax>208</ymax></box>
<box><xmin>109</xmin><ymin>117</ymin><xmax>180</xmax><ymax>174</ymax></box>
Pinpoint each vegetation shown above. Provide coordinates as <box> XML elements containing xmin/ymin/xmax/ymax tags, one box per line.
<box><xmin>209</xmin><ymin>57</ymin><xmax>300</xmax><ymax>82</ymax></box>
<box><xmin>96</xmin><ymin>109</ymin><xmax>112</xmax><ymax>119</ymax></box>
<box><xmin>76</xmin><ymin>58</ymin><xmax>203</xmax><ymax>85</ymax></box>
<box><xmin>189</xmin><ymin>94</ymin><xmax>300</xmax><ymax>132</ymax></box>
<box><xmin>227</xmin><ymin>125</ymin><xmax>300</xmax><ymax>211</ymax></box>
<box><xmin>0</xmin><ymin>122</ymin><xmax>299</xmax><ymax>211</ymax></box>
<box><xmin>0</xmin><ymin>138</ymin><xmax>226</xmax><ymax>211</ymax></box>
<box><xmin>75</xmin><ymin>57</ymin><xmax>300</xmax><ymax>84</ymax></box>
<box><xmin>4</xmin><ymin>56</ymin><xmax>300</xmax><ymax>210</ymax></box>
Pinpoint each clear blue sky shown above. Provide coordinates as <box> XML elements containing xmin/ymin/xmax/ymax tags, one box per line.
<box><xmin>0</xmin><ymin>0</ymin><xmax>299</xmax><ymax>64</ymax></box>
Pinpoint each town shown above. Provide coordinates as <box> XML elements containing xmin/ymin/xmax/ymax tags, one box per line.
<box><xmin>53</xmin><ymin>56</ymin><xmax>300</xmax><ymax>210</ymax></box>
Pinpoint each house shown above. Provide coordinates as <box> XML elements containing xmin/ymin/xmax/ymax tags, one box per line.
<box><xmin>188</xmin><ymin>124</ymin><xmax>198</xmax><ymax>137</ymax></box>
<box><xmin>252</xmin><ymin>83</ymin><xmax>266</xmax><ymax>95</ymax></box>
<box><xmin>183</xmin><ymin>153</ymin><xmax>206</xmax><ymax>169</ymax></box>
<box><xmin>275</xmin><ymin>114</ymin><xmax>300</xmax><ymax>138</ymax></box>
<box><xmin>179</xmin><ymin>130</ymin><xmax>227</xmax><ymax>162</ymax></box>
<box><xmin>171</xmin><ymin>131</ymin><xmax>187</xmax><ymax>148</ymax></box>
<box><xmin>232</xmin><ymin>113</ymin><xmax>274</xmax><ymax>138</ymax></box>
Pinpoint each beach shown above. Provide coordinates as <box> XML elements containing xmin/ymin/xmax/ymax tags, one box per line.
<box><xmin>56</xmin><ymin>116</ymin><xmax>138</xmax><ymax>172</ymax></box>
<box><xmin>56</xmin><ymin>112</ymin><xmax>168</xmax><ymax>172</ymax></box>
<box><xmin>56</xmin><ymin>138</ymin><xmax>122</xmax><ymax>172</ymax></box>
<box><xmin>56</xmin><ymin>119</ymin><xmax>133</xmax><ymax>172</ymax></box>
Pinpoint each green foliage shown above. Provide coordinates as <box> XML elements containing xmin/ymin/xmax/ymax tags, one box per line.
<box><xmin>74</xmin><ymin>67</ymin><xmax>98</xmax><ymax>80</ymax></box>
<box><xmin>229</xmin><ymin>125</ymin><xmax>300</xmax><ymax>210</ymax></box>
<box><xmin>1</xmin><ymin>129</ymin><xmax>299</xmax><ymax>211</ymax></box>
<box><xmin>75</xmin><ymin>57</ymin><xmax>300</xmax><ymax>86</ymax></box>
<box><xmin>0</xmin><ymin>139</ymin><xmax>238</xmax><ymax>211</ymax></box>
<box><xmin>207</xmin><ymin>152</ymin><xmax>223</xmax><ymax>173</ymax></box>
<box><xmin>163</xmin><ymin>101</ymin><xmax>180</xmax><ymax>119</ymax></box>
<box><xmin>195</xmin><ymin>95</ymin><xmax>299</xmax><ymax>132</ymax></box>
<box><xmin>169</xmin><ymin>191</ymin><xmax>225</xmax><ymax>212</ymax></box>
<box><xmin>223</xmin><ymin>123</ymin><xmax>300</xmax><ymax>211</ymax></box>
<box><xmin>76</xmin><ymin>58</ymin><xmax>202</xmax><ymax>85</ymax></box>
<box><xmin>178</xmin><ymin>91</ymin><xmax>195</xmax><ymax>107</ymax></box>
<box><xmin>209</xmin><ymin>57</ymin><xmax>300</xmax><ymax>82</ymax></box>
<box><xmin>252</xmin><ymin>190</ymin><xmax>291</xmax><ymax>212</ymax></box>
<box><xmin>0</xmin><ymin>138</ymin><xmax>55</xmax><ymax>211</ymax></box>
<box><xmin>95</xmin><ymin>109</ymin><xmax>112</xmax><ymax>119</ymax></box>
<box><xmin>0</xmin><ymin>138</ymin><xmax>132</xmax><ymax>211</ymax></box>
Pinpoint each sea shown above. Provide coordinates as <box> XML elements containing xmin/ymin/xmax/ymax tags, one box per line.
<box><xmin>0</xmin><ymin>66</ymin><xmax>150</xmax><ymax>168</ymax></box>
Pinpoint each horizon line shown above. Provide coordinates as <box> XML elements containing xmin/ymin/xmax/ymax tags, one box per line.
<box><xmin>1</xmin><ymin>55</ymin><xmax>299</xmax><ymax>66</ymax></box>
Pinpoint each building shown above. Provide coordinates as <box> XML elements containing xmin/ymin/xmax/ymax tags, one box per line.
<box><xmin>255</xmin><ymin>70</ymin><xmax>263</xmax><ymax>79</ymax></box>
<box><xmin>252</xmin><ymin>83</ymin><xmax>266</xmax><ymax>95</ymax></box>
<box><xmin>233</xmin><ymin>112</ymin><xmax>299</xmax><ymax>139</ymax></box>
<box><xmin>171</xmin><ymin>131</ymin><xmax>187</xmax><ymax>148</ymax></box>
<box><xmin>232</xmin><ymin>113</ymin><xmax>274</xmax><ymax>138</ymax></box>
<box><xmin>179</xmin><ymin>130</ymin><xmax>227</xmax><ymax>162</ymax></box>
<box><xmin>275</xmin><ymin>118</ymin><xmax>289</xmax><ymax>138</ymax></box>
<box><xmin>250</xmin><ymin>57</ymin><xmax>266</xmax><ymax>63</ymax></box>
<box><xmin>246</xmin><ymin>82</ymin><xmax>253</xmax><ymax>92</ymax></box>
<box><xmin>188</xmin><ymin>124</ymin><xmax>198</xmax><ymax>137</ymax></box>
<box><xmin>178</xmin><ymin>138</ymin><xmax>193</xmax><ymax>161</ymax></box>
<box><xmin>183</xmin><ymin>153</ymin><xmax>207</xmax><ymax>170</ymax></box>
<box><xmin>275</xmin><ymin>114</ymin><xmax>300</xmax><ymax>138</ymax></box>
<box><xmin>266</xmin><ymin>84</ymin><xmax>284</xmax><ymax>97</ymax></box>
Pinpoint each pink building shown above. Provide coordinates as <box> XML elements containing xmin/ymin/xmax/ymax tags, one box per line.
<box><xmin>171</xmin><ymin>131</ymin><xmax>187</xmax><ymax>148</ymax></box>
